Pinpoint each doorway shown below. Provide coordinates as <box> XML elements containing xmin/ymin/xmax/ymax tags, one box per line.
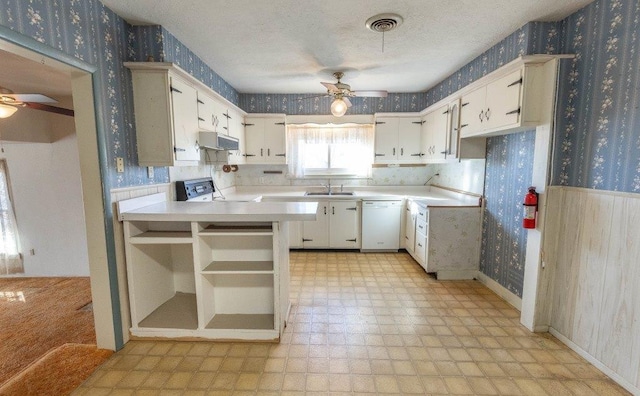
<box><xmin>0</xmin><ymin>33</ymin><xmax>120</xmax><ymax>353</ymax></box>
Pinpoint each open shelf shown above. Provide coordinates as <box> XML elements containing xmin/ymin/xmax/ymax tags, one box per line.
<box><xmin>205</xmin><ymin>313</ymin><xmax>274</xmax><ymax>330</ymax></box>
<box><xmin>129</xmin><ymin>231</ymin><xmax>192</xmax><ymax>244</ymax></box>
<box><xmin>202</xmin><ymin>260</ymin><xmax>273</xmax><ymax>273</ymax></box>
<box><xmin>138</xmin><ymin>292</ymin><xmax>198</xmax><ymax>329</ymax></box>
<box><xmin>199</xmin><ymin>223</ymin><xmax>273</xmax><ymax>236</ymax></box>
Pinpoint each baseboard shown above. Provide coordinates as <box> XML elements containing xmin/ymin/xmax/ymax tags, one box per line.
<box><xmin>549</xmin><ymin>328</ymin><xmax>640</xmax><ymax>396</ymax></box>
<box><xmin>475</xmin><ymin>271</ymin><xmax>522</xmax><ymax>311</ymax></box>
<box><xmin>436</xmin><ymin>269</ymin><xmax>477</xmax><ymax>280</ymax></box>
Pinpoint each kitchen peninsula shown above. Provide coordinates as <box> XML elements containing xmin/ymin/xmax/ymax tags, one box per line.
<box><xmin>118</xmin><ymin>193</ymin><xmax>317</xmax><ymax>341</ymax></box>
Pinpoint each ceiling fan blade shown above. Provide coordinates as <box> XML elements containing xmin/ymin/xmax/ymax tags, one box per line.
<box><xmin>23</xmin><ymin>102</ymin><xmax>74</xmax><ymax>117</ymax></box>
<box><xmin>352</xmin><ymin>90</ymin><xmax>388</xmax><ymax>98</ymax></box>
<box><xmin>320</xmin><ymin>82</ymin><xmax>338</xmax><ymax>92</ymax></box>
<box><xmin>343</xmin><ymin>97</ymin><xmax>352</xmax><ymax>108</ymax></box>
<box><xmin>3</xmin><ymin>93</ymin><xmax>57</xmax><ymax>103</ymax></box>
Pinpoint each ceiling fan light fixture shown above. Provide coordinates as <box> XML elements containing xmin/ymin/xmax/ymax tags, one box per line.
<box><xmin>330</xmin><ymin>98</ymin><xmax>348</xmax><ymax>117</ymax></box>
<box><xmin>0</xmin><ymin>103</ymin><xmax>17</xmax><ymax>118</ymax></box>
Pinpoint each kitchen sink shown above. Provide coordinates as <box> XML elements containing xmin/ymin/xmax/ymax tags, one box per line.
<box><xmin>305</xmin><ymin>191</ymin><xmax>354</xmax><ymax>196</ymax></box>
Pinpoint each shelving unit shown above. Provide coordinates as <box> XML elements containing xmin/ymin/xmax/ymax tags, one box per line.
<box><xmin>121</xmin><ymin>216</ymin><xmax>289</xmax><ymax>339</ymax></box>
<box><xmin>124</xmin><ymin>221</ymin><xmax>197</xmax><ymax>333</ymax></box>
<box><xmin>117</xmin><ymin>194</ymin><xmax>313</xmax><ymax>341</ymax></box>
<box><xmin>195</xmin><ymin>221</ymin><xmax>279</xmax><ymax>336</ymax></box>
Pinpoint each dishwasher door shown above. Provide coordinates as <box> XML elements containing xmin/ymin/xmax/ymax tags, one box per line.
<box><xmin>361</xmin><ymin>200</ymin><xmax>402</xmax><ymax>251</ymax></box>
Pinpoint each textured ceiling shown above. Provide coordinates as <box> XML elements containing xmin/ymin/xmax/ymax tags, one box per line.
<box><xmin>102</xmin><ymin>0</ymin><xmax>593</xmax><ymax>94</ymax></box>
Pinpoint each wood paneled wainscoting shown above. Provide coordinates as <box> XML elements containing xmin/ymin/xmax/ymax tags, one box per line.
<box><xmin>544</xmin><ymin>186</ymin><xmax>640</xmax><ymax>395</ymax></box>
<box><xmin>110</xmin><ymin>183</ymin><xmax>172</xmax><ymax>345</ymax></box>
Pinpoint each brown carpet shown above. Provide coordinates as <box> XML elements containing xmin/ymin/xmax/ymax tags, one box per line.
<box><xmin>0</xmin><ymin>343</ymin><xmax>112</xmax><ymax>396</ymax></box>
<box><xmin>0</xmin><ymin>278</ymin><xmax>96</xmax><ymax>386</ymax></box>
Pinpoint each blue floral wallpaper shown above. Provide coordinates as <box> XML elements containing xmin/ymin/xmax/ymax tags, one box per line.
<box><xmin>480</xmin><ymin>131</ymin><xmax>536</xmax><ymax>297</ymax></box>
<box><xmin>0</xmin><ymin>0</ymin><xmax>170</xmax><ymax>188</ymax></box>
<box><xmin>554</xmin><ymin>0</ymin><xmax>640</xmax><ymax>192</ymax></box>
<box><xmin>425</xmin><ymin>21</ymin><xmax>560</xmax><ymax>107</ymax></box>
<box><xmin>422</xmin><ymin>20</ymin><xmax>560</xmax><ymax>296</ymax></box>
<box><xmin>128</xmin><ymin>26</ymin><xmax>239</xmax><ymax>104</ymax></box>
<box><xmin>238</xmin><ymin>92</ymin><xmax>426</xmax><ymax>115</ymax></box>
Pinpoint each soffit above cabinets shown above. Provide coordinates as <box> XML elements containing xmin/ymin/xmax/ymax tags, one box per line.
<box><xmin>101</xmin><ymin>0</ymin><xmax>594</xmax><ymax>94</ymax></box>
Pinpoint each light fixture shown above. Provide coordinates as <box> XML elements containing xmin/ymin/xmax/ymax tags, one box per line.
<box><xmin>0</xmin><ymin>103</ymin><xmax>17</xmax><ymax>118</ymax></box>
<box><xmin>330</xmin><ymin>97</ymin><xmax>348</xmax><ymax>117</ymax></box>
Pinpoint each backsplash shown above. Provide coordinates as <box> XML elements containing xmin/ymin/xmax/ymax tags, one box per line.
<box><xmin>554</xmin><ymin>0</ymin><xmax>640</xmax><ymax>193</ymax></box>
<box><xmin>234</xmin><ymin>164</ymin><xmax>433</xmax><ymax>187</ymax></box>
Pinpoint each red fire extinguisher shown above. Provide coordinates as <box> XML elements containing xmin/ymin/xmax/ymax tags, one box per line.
<box><xmin>523</xmin><ymin>186</ymin><xmax>538</xmax><ymax>229</ymax></box>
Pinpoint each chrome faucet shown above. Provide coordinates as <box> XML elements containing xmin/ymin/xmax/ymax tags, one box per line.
<box><xmin>326</xmin><ymin>180</ymin><xmax>332</xmax><ymax>194</ymax></box>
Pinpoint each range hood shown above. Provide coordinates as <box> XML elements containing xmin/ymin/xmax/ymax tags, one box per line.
<box><xmin>199</xmin><ymin>132</ymin><xmax>239</xmax><ymax>151</ymax></box>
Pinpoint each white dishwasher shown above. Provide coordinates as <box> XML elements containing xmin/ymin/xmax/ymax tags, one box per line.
<box><xmin>361</xmin><ymin>200</ymin><xmax>402</xmax><ymax>251</ymax></box>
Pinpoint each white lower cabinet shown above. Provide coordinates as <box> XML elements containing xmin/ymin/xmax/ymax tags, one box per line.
<box><xmin>405</xmin><ymin>200</ymin><xmax>481</xmax><ymax>280</ymax></box>
<box><xmin>123</xmin><ymin>220</ymin><xmax>289</xmax><ymax>341</ymax></box>
<box><xmin>404</xmin><ymin>202</ymin><xmax>417</xmax><ymax>253</ymax></box>
<box><xmin>300</xmin><ymin>200</ymin><xmax>360</xmax><ymax>249</ymax></box>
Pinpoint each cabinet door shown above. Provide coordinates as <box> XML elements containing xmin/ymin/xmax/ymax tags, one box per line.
<box><xmin>404</xmin><ymin>204</ymin><xmax>416</xmax><ymax>252</ymax></box>
<box><xmin>196</xmin><ymin>92</ymin><xmax>216</xmax><ymax>132</ymax></box>
<box><xmin>329</xmin><ymin>201</ymin><xmax>360</xmax><ymax>248</ymax></box>
<box><xmin>264</xmin><ymin>118</ymin><xmax>286</xmax><ymax>164</ymax></box>
<box><xmin>447</xmin><ymin>99</ymin><xmax>460</xmax><ymax>158</ymax></box>
<box><xmin>397</xmin><ymin>118</ymin><xmax>422</xmax><ymax>161</ymax></box>
<box><xmin>170</xmin><ymin>76</ymin><xmax>200</xmax><ymax>161</ymax></box>
<box><xmin>303</xmin><ymin>202</ymin><xmax>329</xmax><ymax>248</ymax></box>
<box><xmin>426</xmin><ymin>105</ymin><xmax>449</xmax><ymax>160</ymax></box>
<box><xmin>415</xmin><ymin>230</ymin><xmax>428</xmax><ymax>270</ymax></box>
<box><xmin>374</xmin><ymin>117</ymin><xmax>399</xmax><ymax>162</ymax></box>
<box><xmin>226</xmin><ymin>108</ymin><xmax>245</xmax><ymax>164</ymax></box>
<box><xmin>460</xmin><ymin>86</ymin><xmax>486</xmax><ymax>137</ymax></box>
<box><xmin>420</xmin><ymin>114</ymin><xmax>433</xmax><ymax>161</ymax></box>
<box><xmin>289</xmin><ymin>220</ymin><xmax>302</xmax><ymax>248</ymax></box>
<box><xmin>485</xmin><ymin>69</ymin><xmax>523</xmax><ymax>131</ymax></box>
<box><xmin>244</xmin><ymin>118</ymin><xmax>265</xmax><ymax>163</ymax></box>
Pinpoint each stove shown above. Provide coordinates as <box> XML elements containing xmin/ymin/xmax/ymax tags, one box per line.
<box><xmin>175</xmin><ymin>178</ymin><xmax>214</xmax><ymax>202</ymax></box>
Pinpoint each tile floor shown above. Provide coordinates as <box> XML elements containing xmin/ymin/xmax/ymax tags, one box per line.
<box><xmin>74</xmin><ymin>251</ymin><xmax>630</xmax><ymax>395</ymax></box>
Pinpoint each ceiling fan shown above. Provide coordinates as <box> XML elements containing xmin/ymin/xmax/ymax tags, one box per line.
<box><xmin>0</xmin><ymin>87</ymin><xmax>74</xmax><ymax>118</ymax></box>
<box><xmin>301</xmin><ymin>72</ymin><xmax>388</xmax><ymax>117</ymax></box>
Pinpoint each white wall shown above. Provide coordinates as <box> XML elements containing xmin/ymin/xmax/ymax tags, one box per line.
<box><xmin>1</xmin><ymin>134</ymin><xmax>89</xmax><ymax>276</ymax></box>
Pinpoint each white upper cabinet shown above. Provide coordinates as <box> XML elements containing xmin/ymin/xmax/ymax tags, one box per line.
<box><xmin>127</xmin><ymin>66</ymin><xmax>201</xmax><ymax>166</ymax></box>
<box><xmin>170</xmin><ymin>77</ymin><xmax>201</xmax><ymax>162</ymax></box>
<box><xmin>374</xmin><ymin>116</ymin><xmax>422</xmax><ymax>163</ymax></box>
<box><xmin>484</xmin><ymin>69</ymin><xmax>523</xmax><ymax>130</ymax></box>
<box><xmin>421</xmin><ymin>105</ymin><xmax>449</xmax><ymax>162</ymax></box>
<box><xmin>196</xmin><ymin>92</ymin><xmax>219</xmax><ymax>132</ymax></box>
<box><xmin>126</xmin><ymin>62</ymin><xmax>247</xmax><ymax>167</ymax></box>
<box><xmin>459</xmin><ymin>62</ymin><xmax>555</xmax><ymax>138</ymax></box>
<box><xmin>244</xmin><ymin>115</ymin><xmax>286</xmax><ymax>164</ymax></box>
<box><xmin>226</xmin><ymin>107</ymin><xmax>245</xmax><ymax>165</ymax></box>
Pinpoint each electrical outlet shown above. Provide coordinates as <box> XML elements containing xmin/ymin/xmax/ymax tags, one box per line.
<box><xmin>147</xmin><ymin>166</ymin><xmax>154</xmax><ymax>178</ymax></box>
<box><xmin>116</xmin><ymin>157</ymin><xmax>125</xmax><ymax>173</ymax></box>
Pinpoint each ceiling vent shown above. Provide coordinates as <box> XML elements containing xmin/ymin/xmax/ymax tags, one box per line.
<box><xmin>365</xmin><ymin>13</ymin><xmax>403</xmax><ymax>33</ymax></box>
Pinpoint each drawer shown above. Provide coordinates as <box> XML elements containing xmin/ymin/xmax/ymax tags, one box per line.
<box><xmin>416</xmin><ymin>218</ymin><xmax>427</xmax><ymax>235</ymax></box>
<box><xmin>416</xmin><ymin>206</ymin><xmax>428</xmax><ymax>223</ymax></box>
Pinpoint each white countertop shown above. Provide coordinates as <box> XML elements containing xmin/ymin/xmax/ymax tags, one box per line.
<box><xmin>216</xmin><ymin>185</ymin><xmax>481</xmax><ymax>207</ymax></box>
<box><xmin>120</xmin><ymin>200</ymin><xmax>319</xmax><ymax>222</ymax></box>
